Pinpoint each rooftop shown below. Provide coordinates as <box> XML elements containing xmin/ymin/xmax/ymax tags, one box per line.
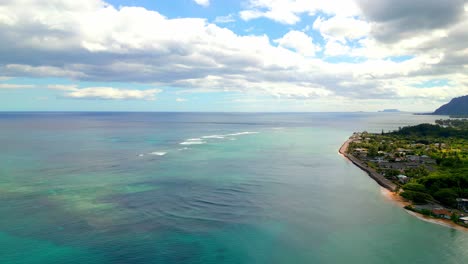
<box><xmin>432</xmin><ymin>209</ymin><xmax>452</xmax><ymax>216</ymax></box>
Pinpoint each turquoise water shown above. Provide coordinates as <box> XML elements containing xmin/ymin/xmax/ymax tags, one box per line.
<box><xmin>0</xmin><ymin>112</ymin><xmax>467</xmax><ymax>263</ymax></box>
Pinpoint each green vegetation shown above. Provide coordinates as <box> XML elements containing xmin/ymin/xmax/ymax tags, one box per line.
<box><xmin>435</xmin><ymin>119</ymin><xmax>468</xmax><ymax>130</ymax></box>
<box><xmin>348</xmin><ymin>119</ymin><xmax>468</xmax><ymax>208</ymax></box>
<box><xmin>401</xmin><ymin>190</ymin><xmax>434</xmax><ymax>204</ymax></box>
<box><xmin>390</xmin><ymin>123</ymin><xmax>468</xmax><ymax>139</ymax></box>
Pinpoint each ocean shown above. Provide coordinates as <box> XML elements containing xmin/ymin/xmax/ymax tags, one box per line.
<box><xmin>0</xmin><ymin>112</ymin><xmax>467</xmax><ymax>263</ymax></box>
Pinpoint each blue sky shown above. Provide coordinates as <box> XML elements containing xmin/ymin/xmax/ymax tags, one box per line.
<box><xmin>0</xmin><ymin>0</ymin><xmax>467</xmax><ymax>112</ymax></box>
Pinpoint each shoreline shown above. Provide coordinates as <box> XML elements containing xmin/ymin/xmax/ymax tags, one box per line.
<box><xmin>339</xmin><ymin>137</ymin><xmax>397</xmax><ymax>192</ymax></box>
<box><xmin>339</xmin><ymin>137</ymin><xmax>468</xmax><ymax>232</ymax></box>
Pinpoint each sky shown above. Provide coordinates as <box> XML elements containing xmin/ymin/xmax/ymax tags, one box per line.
<box><xmin>0</xmin><ymin>0</ymin><xmax>468</xmax><ymax>112</ymax></box>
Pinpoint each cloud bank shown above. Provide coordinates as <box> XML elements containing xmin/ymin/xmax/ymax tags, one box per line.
<box><xmin>48</xmin><ymin>85</ymin><xmax>161</xmax><ymax>100</ymax></box>
<box><xmin>0</xmin><ymin>0</ymin><xmax>467</xmax><ymax>109</ymax></box>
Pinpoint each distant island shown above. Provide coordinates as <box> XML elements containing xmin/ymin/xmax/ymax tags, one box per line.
<box><xmin>433</xmin><ymin>95</ymin><xmax>468</xmax><ymax>115</ymax></box>
<box><xmin>379</xmin><ymin>109</ymin><xmax>401</xmax><ymax>113</ymax></box>
<box><xmin>340</xmin><ymin>119</ymin><xmax>468</xmax><ymax>229</ymax></box>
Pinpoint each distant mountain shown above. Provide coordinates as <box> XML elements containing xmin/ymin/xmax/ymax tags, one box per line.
<box><xmin>433</xmin><ymin>95</ymin><xmax>468</xmax><ymax>115</ymax></box>
<box><xmin>379</xmin><ymin>109</ymin><xmax>400</xmax><ymax>113</ymax></box>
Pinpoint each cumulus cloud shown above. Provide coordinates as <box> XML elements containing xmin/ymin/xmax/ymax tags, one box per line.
<box><xmin>193</xmin><ymin>0</ymin><xmax>210</xmax><ymax>7</ymax></box>
<box><xmin>2</xmin><ymin>64</ymin><xmax>87</xmax><ymax>79</ymax></box>
<box><xmin>313</xmin><ymin>16</ymin><xmax>369</xmax><ymax>56</ymax></box>
<box><xmin>0</xmin><ymin>83</ymin><xmax>35</xmax><ymax>89</ymax></box>
<box><xmin>48</xmin><ymin>85</ymin><xmax>161</xmax><ymax>100</ymax></box>
<box><xmin>214</xmin><ymin>14</ymin><xmax>235</xmax><ymax>24</ymax></box>
<box><xmin>65</xmin><ymin>87</ymin><xmax>160</xmax><ymax>100</ymax></box>
<box><xmin>0</xmin><ymin>0</ymin><xmax>468</xmax><ymax>110</ymax></box>
<box><xmin>240</xmin><ymin>0</ymin><xmax>361</xmax><ymax>24</ymax></box>
<box><xmin>356</xmin><ymin>0</ymin><xmax>465</xmax><ymax>43</ymax></box>
<box><xmin>274</xmin><ymin>30</ymin><xmax>320</xmax><ymax>56</ymax></box>
<box><xmin>313</xmin><ymin>16</ymin><xmax>370</xmax><ymax>42</ymax></box>
<box><xmin>0</xmin><ymin>0</ymin><xmax>345</xmax><ymax>98</ymax></box>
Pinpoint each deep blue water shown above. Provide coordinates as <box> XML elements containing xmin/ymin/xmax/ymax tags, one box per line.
<box><xmin>0</xmin><ymin>112</ymin><xmax>467</xmax><ymax>263</ymax></box>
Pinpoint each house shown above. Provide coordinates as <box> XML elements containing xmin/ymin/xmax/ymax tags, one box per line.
<box><xmin>456</xmin><ymin>198</ymin><xmax>468</xmax><ymax>212</ymax></box>
<box><xmin>420</xmin><ymin>156</ymin><xmax>436</xmax><ymax>164</ymax></box>
<box><xmin>460</xmin><ymin>216</ymin><xmax>468</xmax><ymax>224</ymax></box>
<box><xmin>407</xmin><ymin>155</ymin><xmax>420</xmax><ymax>162</ymax></box>
<box><xmin>396</xmin><ymin>148</ymin><xmax>411</xmax><ymax>153</ymax></box>
<box><xmin>397</xmin><ymin>174</ymin><xmax>409</xmax><ymax>184</ymax></box>
<box><xmin>353</xmin><ymin>148</ymin><xmax>368</xmax><ymax>156</ymax></box>
<box><xmin>379</xmin><ymin>162</ymin><xmax>407</xmax><ymax>171</ymax></box>
<box><xmin>431</xmin><ymin>208</ymin><xmax>453</xmax><ymax>219</ymax></box>
<box><xmin>371</xmin><ymin>157</ymin><xmax>385</xmax><ymax>163</ymax></box>
<box><xmin>354</xmin><ymin>148</ymin><xmax>367</xmax><ymax>152</ymax></box>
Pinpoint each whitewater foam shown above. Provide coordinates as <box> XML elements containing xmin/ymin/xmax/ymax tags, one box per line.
<box><xmin>179</xmin><ymin>131</ymin><xmax>257</xmax><ymax>146</ymax></box>
<box><xmin>202</xmin><ymin>132</ymin><xmax>259</xmax><ymax>139</ymax></box>
<box><xmin>201</xmin><ymin>135</ymin><xmax>225</xmax><ymax>139</ymax></box>
<box><xmin>180</xmin><ymin>140</ymin><xmax>206</xmax><ymax>145</ymax></box>
<box><xmin>226</xmin><ymin>131</ymin><xmax>259</xmax><ymax>136</ymax></box>
<box><xmin>149</xmin><ymin>151</ymin><xmax>167</xmax><ymax>156</ymax></box>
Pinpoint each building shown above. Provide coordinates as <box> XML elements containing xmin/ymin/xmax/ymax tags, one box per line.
<box><xmin>431</xmin><ymin>208</ymin><xmax>453</xmax><ymax>219</ymax></box>
<box><xmin>456</xmin><ymin>198</ymin><xmax>468</xmax><ymax>212</ymax></box>
<box><xmin>460</xmin><ymin>216</ymin><xmax>468</xmax><ymax>224</ymax></box>
<box><xmin>354</xmin><ymin>148</ymin><xmax>367</xmax><ymax>153</ymax></box>
<box><xmin>397</xmin><ymin>174</ymin><xmax>409</xmax><ymax>184</ymax></box>
<box><xmin>407</xmin><ymin>155</ymin><xmax>420</xmax><ymax>162</ymax></box>
<box><xmin>420</xmin><ymin>155</ymin><xmax>436</xmax><ymax>164</ymax></box>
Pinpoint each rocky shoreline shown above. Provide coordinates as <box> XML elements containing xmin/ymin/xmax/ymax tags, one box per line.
<box><xmin>339</xmin><ymin>137</ymin><xmax>397</xmax><ymax>192</ymax></box>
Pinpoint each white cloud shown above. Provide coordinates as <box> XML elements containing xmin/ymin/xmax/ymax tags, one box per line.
<box><xmin>323</xmin><ymin>40</ymin><xmax>350</xmax><ymax>56</ymax></box>
<box><xmin>313</xmin><ymin>16</ymin><xmax>370</xmax><ymax>42</ymax></box>
<box><xmin>4</xmin><ymin>65</ymin><xmax>87</xmax><ymax>79</ymax></box>
<box><xmin>274</xmin><ymin>30</ymin><xmax>320</xmax><ymax>56</ymax></box>
<box><xmin>214</xmin><ymin>14</ymin><xmax>235</xmax><ymax>24</ymax></box>
<box><xmin>0</xmin><ymin>0</ymin><xmax>467</xmax><ymax>110</ymax></box>
<box><xmin>312</xmin><ymin>16</ymin><xmax>371</xmax><ymax>57</ymax></box>
<box><xmin>47</xmin><ymin>84</ymin><xmax>161</xmax><ymax>100</ymax></box>
<box><xmin>65</xmin><ymin>87</ymin><xmax>160</xmax><ymax>100</ymax></box>
<box><xmin>240</xmin><ymin>0</ymin><xmax>361</xmax><ymax>24</ymax></box>
<box><xmin>0</xmin><ymin>83</ymin><xmax>35</xmax><ymax>89</ymax></box>
<box><xmin>193</xmin><ymin>0</ymin><xmax>210</xmax><ymax>7</ymax></box>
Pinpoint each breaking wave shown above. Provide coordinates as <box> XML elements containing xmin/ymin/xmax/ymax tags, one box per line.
<box><xmin>149</xmin><ymin>152</ymin><xmax>167</xmax><ymax>156</ymax></box>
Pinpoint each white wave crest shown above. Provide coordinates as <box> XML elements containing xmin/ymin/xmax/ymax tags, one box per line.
<box><xmin>226</xmin><ymin>131</ymin><xmax>259</xmax><ymax>136</ymax></box>
<box><xmin>180</xmin><ymin>132</ymin><xmax>257</xmax><ymax>146</ymax></box>
<box><xmin>149</xmin><ymin>151</ymin><xmax>167</xmax><ymax>156</ymax></box>
<box><xmin>201</xmin><ymin>135</ymin><xmax>225</xmax><ymax>139</ymax></box>
<box><xmin>180</xmin><ymin>140</ymin><xmax>206</xmax><ymax>145</ymax></box>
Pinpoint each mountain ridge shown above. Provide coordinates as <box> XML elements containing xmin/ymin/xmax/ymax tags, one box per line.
<box><xmin>433</xmin><ymin>95</ymin><xmax>468</xmax><ymax>115</ymax></box>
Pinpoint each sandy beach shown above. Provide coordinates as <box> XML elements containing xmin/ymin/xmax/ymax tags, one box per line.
<box><xmin>405</xmin><ymin>210</ymin><xmax>468</xmax><ymax>231</ymax></box>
